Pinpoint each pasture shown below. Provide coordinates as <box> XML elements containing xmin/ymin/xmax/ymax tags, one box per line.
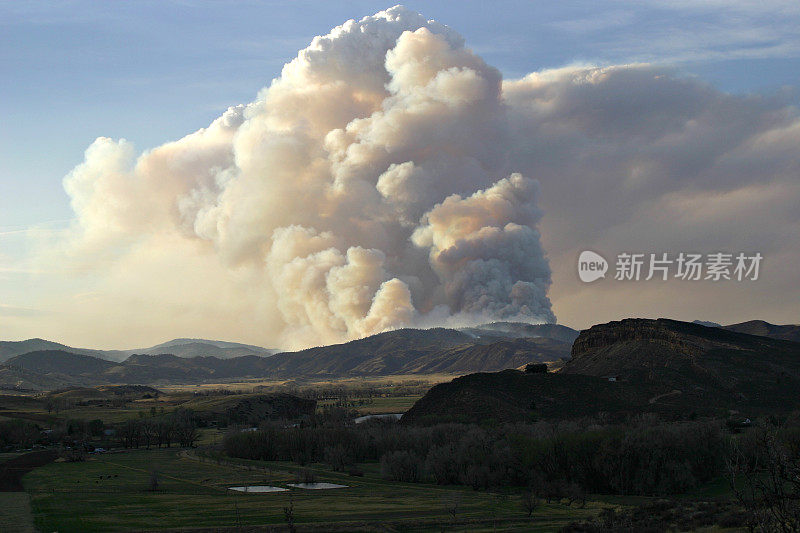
<box><xmin>23</xmin><ymin>448</ymin><xmax>609</xmax><ymax>532</ymax></box>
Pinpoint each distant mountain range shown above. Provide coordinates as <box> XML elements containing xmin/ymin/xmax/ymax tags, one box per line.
<box><xmin>403</xmin><ymin>318</ymin><xmax>800</xmax><ymax>424</ymax></box>
<box><xmin>691</xmin><ymin>319</ymin><xmax>800</xmax><ymax>342</ymax></box>
<box><xmin>3</xmin><ymin>319</ymin><xmax>798</xmax><ymax>394</ymax></box>
<box><xmin>0</xmin><ymin>323</ymin><xmax>577</xmax><ymax>390</ymax></box>
<box><xmin>722</xmin><ymin>320</ymin><xmax>800</xmax><ymax>343</ymax></box>
<box><xmin>0</xmin><ymin>337</ymin><xmax>277</xmax><ymax>364</ymax></box>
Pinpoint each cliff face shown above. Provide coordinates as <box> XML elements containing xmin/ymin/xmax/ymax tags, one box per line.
<box><xmin>565</xmin><ymin>319</ymin><xmax>723</xmax><ymax>379</ymax></box>
<box><xmin>563</xmin><ymin>318</ymin><xmax>800</xmax><ymax>411</ymax></box>
<box><xmin>403</xmin><ymin>318</ymin><xmax>800</xmax><ymax>425</ymax></box>
<box><xmin>571</xmin><ymin>319</ymin><xmax>699</xmax><ymax>361</ymax></box>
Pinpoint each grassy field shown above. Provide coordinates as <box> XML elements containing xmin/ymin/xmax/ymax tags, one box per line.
<box><xmin>23</xmin><ymin>448</ymin><xmax>610</xmax><ymax>532</ymax></box>
<box><xmin>2</xmin><ymin>379</ymin><xmax>750</xmax><ymax>531</ymax></box>
<box><xmin>0</xmin><ymin>492</ymin><xmax>36</xmax><ymax>533</ymax></box>
<box><xmin>0</xmin><ymin>452</ymin><xmax>25</xmax><ymax>462</ymax></box>
<box><xmin>318</xmin><ymin>394</ymin><xmax>422</xmax><ymax>414</ymax></box>
<box><xmin>158</xmin><ymin>374</ymin><xmax>457</xmax><ymax>394</ymax></box>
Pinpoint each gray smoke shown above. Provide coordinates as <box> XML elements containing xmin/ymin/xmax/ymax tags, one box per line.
<box><xmin>56</xmin><ymin>6</ymin><xmax>555</xmax><ymax>348</ymax></box>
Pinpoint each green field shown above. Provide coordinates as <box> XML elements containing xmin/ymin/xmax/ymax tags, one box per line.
<box><xmin>1</xmin><ymin>380</ymin><xmax>752</xmax><ymax>531</ymax></box>
<box><xmin>318</xmin><ymin>394</ymin><xmax>422</xmax><ymax>415</ymax></box>
<box><xmin>22</xmin><ymin>448</ymin><xmax>609</xmax><ymax>532</ymax></box>
<box><xmin>0</xmin><ymin>492</ymin><xmax>36</xmax><ymax>533</ymax></box>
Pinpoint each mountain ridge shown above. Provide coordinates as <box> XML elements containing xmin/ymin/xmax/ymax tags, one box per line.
<box><xmin>403</xmin><ymin>318</ymin><xmax>800</xmax><ymax>424</ymax></box>
<box><xmin>722</xmin><ymin>319</ymin><xmax>800</xmax><ymax>343</ymax></box>
<box><xmin>0</xmin><ymin>337</ymin><xmax>277</xmax><ymax>363</ymax></box>
<box><xmin>0</xmin><ymin>322</ymin><xmax>577</xmax><ymax>389</ymax></box>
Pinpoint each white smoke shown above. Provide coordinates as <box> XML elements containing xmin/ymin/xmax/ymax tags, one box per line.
<box><xmin>34</xmin><ymin>6</ymin><xmax>800</xmax><ymax>349</ymax></box>
<box><xmin>54</xmin><ymin>6</ymin><xmax>554</xmax><ymax>348</ymax></box>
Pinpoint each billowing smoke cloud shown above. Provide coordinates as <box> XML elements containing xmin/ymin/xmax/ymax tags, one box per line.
<box><xmin>25</xmin><ymin>6</ymin><xmax>800</xmax><ymax>349</ymax></box>
<box><xmin>54</xmin><ymin>6</ymin><xmax>554</xmax><ymax>348</ymax></box>
<box><xmin>412</xmin><ymin>174</ymin><xmax>552</xmax><ymax>322</ymax></box>
<box><xmin>502</xmin><ymin>64</ymin><xmax>800</xmax><ymax>327</ymax></box>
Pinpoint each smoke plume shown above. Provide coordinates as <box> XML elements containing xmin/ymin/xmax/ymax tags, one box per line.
<box><xmin>37</xmin><ymin>6</ymin><xmax>800</xmax><ymax>349</ymax></box>
<box><xmin>56</xmin><ymin>6</ymin><xmax>554</xmax><ymax>348</ymax></box>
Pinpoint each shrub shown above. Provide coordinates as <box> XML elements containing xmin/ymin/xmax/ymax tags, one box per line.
<box><xmin>380</xmin><ymin>450</ymin><xmax>423</xmax><ymax>482</ymax></box>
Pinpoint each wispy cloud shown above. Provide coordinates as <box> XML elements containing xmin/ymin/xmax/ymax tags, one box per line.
<box><xmin>0</xmin><ymin>304</ymin><xmax>44</xmax><ymax>317</ymax></box>
<box><xmin>0</xmin><ymin>220</ymin><xmax>71</xmax><ymax>238</ymax></box>
<box><xmin>547</xmin><ymin>0</ymin><xmax>800</xmax><ymax>64</ymax></box>
<box><xmin>0</xmin><ymin>229</ymin><xmax>30</xmax><ymax>237</ymax></box>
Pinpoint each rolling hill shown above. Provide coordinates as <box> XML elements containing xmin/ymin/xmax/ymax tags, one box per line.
<box><xmin>0</xmin><ymin>364</ymin><xmax>76</xmax><ymax>392</ymax></box>
<box><xmin>103</xmin><ymin>353</ymin><xmax>274</xmax><ymax>383</ymax></box>
<box><xmin>402</xmin><ymin>369</ymin><xmax>658</xmax><ymax>424</ymax></box>
<box><xmin>722</xmin><ymin>320</ymin><xmax>800</xmax><ymax>343</ymax></box>
<box><xmin>0</xmin><ymin>339</ymin><xmax>127</xmax><ymax>363</ymax></box>
<box><xmin>0</xmin><ymin>322</ymin><xmax>574</xmax><ymax>388</ymax></box>
<box><xmin>6</xmin><ymin>350</ymin><xmax>116</xmax><ymax>376</ymax></box>
<box><xmin>131</xmin><ymin>339</ymin><xmax>276</xmax><ymax>359</ymax></box>
<box><xmin>0</xmin><ymin>337</ymin><xmax>276</xmax><ymax>364</ymax></box>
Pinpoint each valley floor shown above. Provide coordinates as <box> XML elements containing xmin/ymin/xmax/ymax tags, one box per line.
<box><xmin>22</xmin><ymin>448</ymin><xmax>610</xmax><ymax>532</ymax></box>
<box><xmin>0</xmin><ymin>492</ymin><xmax>36</xmax><ymax>533</ymax></box>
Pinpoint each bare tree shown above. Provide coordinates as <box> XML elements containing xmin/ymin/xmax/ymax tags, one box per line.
<box><xmin>727</xmin><ymin>426</ymin><xmax>800</xmax><ymax>532</ymax></box>
<box><xmin>141</xmin><ymin>420</ymin><xmax>156</xmax><ymax>450</ymax></box>
<box><xmin>565</xmin><ymin>482</ymin><xmax>586</xmax><ymax>508</ymax></box>
<box><xmin>442</xmin><ymin>492</ymin><xmax>461</xmax><ymax>521</ymax></box>
<box><xmin>120</xmin><ymin>419</ymin><xmax>141</xmax><ymax>448</ymax></box>
<box><xmin>148</xmin><ymin>470</ymin><xmax>160</xmax><ymax>492</ymax></box>
<box><xmin>324</xmin><ymin>444</ymin><xmax>351</xmax><ymax>472</ymax></box>
<box><xmin>521</xmin><ymin>489</ymin><xmax>539</xmax><ymax>518</ymax></box>
<box><xmin>283</xmin><ymin>492</ymin><xmax>296</xmax><ymax>533</ymax></box>
<box><xmin>156</xmin><ymin>420</ymin><xmax>174</xmax><ymax>448</ymax></box>
<box><xmin>173</xmin><ymin>409</ymin><xmax>199</xmax><ymax>448</ymax></box>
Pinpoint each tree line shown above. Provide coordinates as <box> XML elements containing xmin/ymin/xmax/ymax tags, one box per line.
<box><xmin>224</xmin><ymin>416</ymin><xmax>727</xmax><ymax>496</ymax></box>
<box><xmin>0</xmin><ymin>408</ymin><xmax>201</xmax><ymax>451</ymax></box>
<box><xmin>117</xmin><ymin>408</ymin><xmax>199</xmax><ymax>449</ymax></box>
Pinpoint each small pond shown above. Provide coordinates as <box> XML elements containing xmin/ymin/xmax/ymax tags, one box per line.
<box><xmin>286</xmin><ymin>482</ymin><xmax>348</xmax><ymax>490</ymax></box>
<box><xmin>228</xmin><ymin>486</ymin><xmax>288</xmax><ymax>493</ymax></box>
<box><xmin>353</xmin><ymin>413</ymin><xmax>402</xmax><ymax>424</ymax></box>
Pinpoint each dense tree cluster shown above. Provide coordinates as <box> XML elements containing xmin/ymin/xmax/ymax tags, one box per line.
<box><xmin>224</xmin><ymin>417</ymin><xmax>726</xmax><ymax>496</ymax></box>
<box><xmin>0</xmin><ymin>419</ymin><xmax>41</xmax><ymax>449</ymax></box>
<box><xmin>117</xmin><ymin>408</ymin><xmax>199</xmax><ymax>449</ymax></box>
<box><xmin>727</xmin><ymin>422</ymin><xmax>800</xmax><ymax>531</ymax></box>
<box><xmin>0</xmin><ymin>417</ymin><xmax>107</xmax><ymax>450</ymax></box>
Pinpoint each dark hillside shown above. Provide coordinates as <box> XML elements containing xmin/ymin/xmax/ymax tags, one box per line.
<box><xmin>401</xmin><ymin>370</ymin><xmax>653</xmax><ymax>424</ymax></box>
<box><xmin>6</xmin><ymin>350</ymin><xmax>116</xmax><ymax>377</ymax></box>
<box><xmin>404</xmin><ymin>318</ymin><xmax>800</xmax><ymax>424</ymax></box>
<box><xmin>563</xmin><ymin>318</ymin><xmax>800</xmax><ymax>412</ymax></box>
